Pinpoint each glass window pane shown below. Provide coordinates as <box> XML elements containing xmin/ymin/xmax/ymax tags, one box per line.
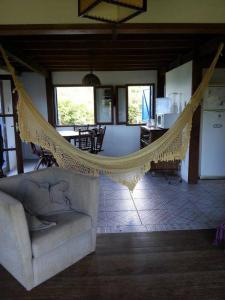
<box><xmin>8</xmin><ymin>151</ymin><xmax>17</xmax><ymax>172</ymax></box>
<box><xmin>117</xmin><ymin>87</ymin><xmax>126</xmax><ymax>123</ymax></box>
<box><xmin>2</xmin><ymin>81</ymin><xmax>13</xmax><ymax>114</ymax></box>
<box><xmin>95</xmin><ymin>87</ymin><xmax>113</xmax><ymax>123</ymax></box>
<box><xmin>56</xmin><ymin>87</ymin><xmax>94</xmax><ymax>125</ymax></box>
<box><xmin>0</xmin><ymin>116</ymin><xmax>15</xmax><ymax>149</ymax></box>
<box><xmin>128</xmin><ymin>85</ymin><xmax>151</xmax><ymax>125</ymax></box>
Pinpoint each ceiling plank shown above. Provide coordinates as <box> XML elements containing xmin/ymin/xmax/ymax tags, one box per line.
<box><xmin>6</xmin><ymin>40</ymin><xmax>194</xmax><ymax>50</ymax></box>
<box><xmin>0</xmin><ymin>44</ymin><xmax>49</xmax><ymax>77</ymax></box>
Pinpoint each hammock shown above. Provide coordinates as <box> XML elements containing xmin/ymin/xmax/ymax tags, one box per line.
<box><xmin>0</xmin><ymin>44</ymin><xmax>223</xmax><ymax>190</ymax></box>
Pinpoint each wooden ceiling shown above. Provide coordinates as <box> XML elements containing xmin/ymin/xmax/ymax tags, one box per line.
<box><xmin>0</xmin><ymin>24</ymin><xmax>224</xmax><ymax>75</ymax></box>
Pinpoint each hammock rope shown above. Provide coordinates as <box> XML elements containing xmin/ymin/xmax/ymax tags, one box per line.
<box><xmin>0</xmin><ymin>43</ymin><xmax>223</xmax><ymax>190</ymax></box>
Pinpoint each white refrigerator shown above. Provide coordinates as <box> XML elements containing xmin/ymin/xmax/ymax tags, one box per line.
<box><xmin>199</xmin><ymin>86</ymin><xmax>225</xmax><ymax>178</ymax></box>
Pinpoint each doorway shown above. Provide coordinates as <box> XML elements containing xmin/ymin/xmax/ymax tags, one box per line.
<box><xmin>0</xmin><ymin>75</ymin><xmax>23</xmax><ymax>176</ymax></box>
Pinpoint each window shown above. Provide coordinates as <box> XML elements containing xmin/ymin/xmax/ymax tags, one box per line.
<box><xmin>116</xmin><ymin>86</ymin><xmax>127</xmax><ymax>124</ymax></box>
<box><xmin>54</xmin><ymin>84</ymin><xmax>154</xmax><ymax>126</ymax></box>
<box><xmin>127</xmin><ymin>84</ymin><xmax>154</xmax><ymax>125</ymax></box>
<box><xmin>95</xmin><ymin>86</ymin><xmax>113</xmax><ymax>124</ymax></box>
<box><xmin>55</xmin><ymin>86</ymin><xmax>95</xmax><ymax>125</ymax></box>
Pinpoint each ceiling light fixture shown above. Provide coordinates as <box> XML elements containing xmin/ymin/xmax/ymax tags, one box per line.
<box><xmin>78</xmin><ymin>0</ymin><xmax>147</xmax><ymax>24</ymax></box>
<box><xmin>82</xmin><ymin>72</ymin><xmax>101</xmax><ymax>86</ymax></box>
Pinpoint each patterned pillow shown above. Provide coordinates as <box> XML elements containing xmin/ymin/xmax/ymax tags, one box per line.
<box><xmin>21</xmin><ymin>180</ymin><xmax>73</xmax><ymax>216</ymax></box>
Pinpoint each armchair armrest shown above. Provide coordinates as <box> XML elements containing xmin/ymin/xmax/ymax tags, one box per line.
<box><xmin>69</xmin><ymin>173</ymin><xmax>99</xmax><ymax>225</ymax></box>
<box><xmin>0</xmin><ymin>191</ymin><xmax>33</xmax><ymax>290</ymax></box>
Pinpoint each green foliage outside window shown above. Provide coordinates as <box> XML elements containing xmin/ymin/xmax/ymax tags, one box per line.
<box><xmin>56</xmin><ymin>87</ymin><xmax>94</xmax><ymax>125</ymax></box>
<box><xmin>128</xmin><ymin>86</ymin><xmax>144</xmax><ymax>124</ymax></box>
<box><xmin>58</xmin><ymin>98</ymin><xmax>94</xmax><ymax>125</ymax></box>
<box><xmin>128</xmin><ymin>105</ymin><xmax>140</xmax><ymax>124</ymax></box>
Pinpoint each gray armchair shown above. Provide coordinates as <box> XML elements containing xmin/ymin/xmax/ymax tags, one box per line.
<box><xmin>0</xmin><ymin>167</ymin><xmax>99</xmax><ymax>290</ymax></box>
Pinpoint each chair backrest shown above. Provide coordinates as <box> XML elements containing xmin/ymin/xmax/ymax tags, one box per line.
<box><xmin>74</xmin><ymin>124</ymin><xmax>89</xmax><ymax>131</ymax></box>
<box><xmin>30</xmin><ymin>143</ymin><xmax>42</xmax><ymax>156</ymax></box>
<box><xmin>92</xmin><ymin>126</ymin><xmax>106</xmax><ymax>153</ymax></box>
<box><xmin>78</xmin><ymin>129</ymin><xmax>94</xmax><ymax>151</ymax></box>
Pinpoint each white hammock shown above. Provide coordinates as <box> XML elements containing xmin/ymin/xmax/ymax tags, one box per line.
<box><xmin>0</xmin><ymin>44</ymin><xmax>223</xmax><ymax>190</ymax></box>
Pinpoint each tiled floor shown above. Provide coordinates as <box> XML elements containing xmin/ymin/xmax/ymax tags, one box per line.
<box><xmin>98</xmin><ymin>172</ymin><xmax>225</xmax><ymax>233</ymax></box>
<box><xmin>6</xmin><ymin>161</ymin><xmax>225</xmax><ymax>234</ymax></box>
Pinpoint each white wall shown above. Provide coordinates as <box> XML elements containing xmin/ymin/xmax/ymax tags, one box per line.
<box><xmin>21</xmin><ymin>72</ymin><xmax>48</xmax><ymax>119</ymax></box>
<box><xmin>52</xmin><ymin>70</ymin><xmax>157</xmax><ymax>86</ymax></box>
<box><xmin>0</xmin><ymin>0</ymin><xmax>224</xmax><ymax>24</ymax></box>
<box><xmin>0</xmin><ymin>69</ymin><xmax>9</xmax><ymax>75</ymax></box>
<box><xmin>165</xmin><ymin>61</ymin><xmax>193</xmax><ymax>182</ymax></box>
<box><xmin>53</xmin><ymin>70</ymin><xmax>157</xmax><ymax>156</ymax></box>
<box><xmin>20</xmin><ymin>72</ymin><xmax>48</xmax><ymax>159</ymax></box>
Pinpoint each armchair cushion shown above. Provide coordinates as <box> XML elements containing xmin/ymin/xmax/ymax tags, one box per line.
<box><xmin>21</xmin><ymin>180</ymin><xmax>73</xmax><ymax>216</ymax></box>
<box><xmin>25</xmin><ymin>213</ymin><xmax>56</xmax><ymax>231</ymax></box>
<box><xmin>31</xmin><ymin>211</ymin><xmax>91</xmax><ymax>258</ymax></box>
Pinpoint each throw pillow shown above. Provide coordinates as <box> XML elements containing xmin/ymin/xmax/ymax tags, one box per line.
<box><xmin>21</xmin><ymin>180</ymin><xmax>73</xmax><ymax>216</ymax></box>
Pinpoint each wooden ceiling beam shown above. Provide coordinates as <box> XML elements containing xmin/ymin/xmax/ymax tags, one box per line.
<box><xmin>21</xmin><ymin>48</ymin><xmax>188</xmax><ymax>55</ymax></box>
<box><xmin>2</xmin><ymin>37</ymin><xmax>198</xmax><ymax>44</ymax></box>
<box><xmin>49</xmin><ymin>68</ymin><xmax>158</xmax><ymax>71</ymax></box>
<box><xmin>199</xmin><ymin>36</ymin><xmax>225</xmax><ymax>57</ymax></box>
<box><xmin>45</xmin><ymin>61</ymin><xmax>167</xmax><ymax>65</ymax></box>
<box><xmin>31</xmin><ymin>53</ymin><xmax>176</xmax><ymax>58</ymax></box>
<box><xmin>39</xmin><ymin>58</ymin><xmax>172</xmax><ymax>63</ymax></box>
<box><xmin>167</xmin><ymin>36</ymin><xmax>225</xmax><ymax>71</ymax></box>
<box><xmin>7</xmin><ymin>40</ymin><xmax>193</xmax><ymax>50</ymax></box>
<box><xmin>0</xmin><ymin>24</ymin><xmax>224</xmax><ymax>35</ymax></box>
<box><xmin>0</xmin><ymin>44</ymin><xmax>49</xmax><ymax>77</ymax></box>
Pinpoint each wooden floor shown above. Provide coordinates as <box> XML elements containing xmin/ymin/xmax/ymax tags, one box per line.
<box><xmin>1</xmin><ymin>230</ymin><xmax>225</xmax><ymax>300</ymax></box>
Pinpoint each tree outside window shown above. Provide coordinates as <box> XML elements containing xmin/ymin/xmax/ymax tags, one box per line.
<box><xmin>55</xmin><ymin>87</ymin><xmax>95</xmax><ymax>125</ymax></box>
<box><xmin>127</xmin><ymin>85</ymin><xmax>153</xmax><ymax>125</ymax></box>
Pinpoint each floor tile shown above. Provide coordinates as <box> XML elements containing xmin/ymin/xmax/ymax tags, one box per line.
<box><xmin>99</xmin><ymin>200</ymin><xmax>136</xmax><ymax>211</ymax></box>
<box><xmin>97</xmin><ymin>212</ymin><xmax>108</xmax><ymax>226</ymax></box>
<box><xmin>97</xmin><ymin>225</ymin><xmax>147</xmax><ymax>233</ymax></box>
<box><xmin>133</xmin><ymin>197</ymin><xmax>170</xmax><ymax>210</ymax></box>
<box><xmin>100</xmin><ymin>189</ymin><xmax>132</xmax><ymax>200</ymax></box>
<box><xmin>138</xmin><ymin>207</ymin><xmax>209</xmax><ymax>226</ymax></box>
<box><xmin>104</xmin><ymin>211</ymin><xmax>141</xmax><ymax>226</ymax></box>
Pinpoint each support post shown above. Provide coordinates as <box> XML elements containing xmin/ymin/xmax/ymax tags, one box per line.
<box><xmin>188</xmin><ymin>52</ymin><xmax>202</xmax><ymax>183</ymax></box>
<box><xmin>46</xmin><ymin>72</ymin><xmax>55</xmax><ymax>126</ymax></box>
<box><xmin>11</xmin><ymin>80</ymin><xmax>24</xmax><ymax>174</ymax></box>
<box><xmin>157</xmin><ymin>69</ymin><xmax>165</xmax><ymax>97</ymax></box>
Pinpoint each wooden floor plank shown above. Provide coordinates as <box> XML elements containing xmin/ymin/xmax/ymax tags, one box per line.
<box><xmin>0</xmin><ymin>229</ymin><xmax>225</xmax><ymax>300</ymax></box>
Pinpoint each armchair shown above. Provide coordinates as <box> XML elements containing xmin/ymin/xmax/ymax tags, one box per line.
<box><xmin>0</xmin><ymin>167</ymin><xmax>99</xmax><ymax>290</ymax></box>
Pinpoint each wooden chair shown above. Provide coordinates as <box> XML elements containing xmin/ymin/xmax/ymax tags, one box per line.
<box><xmin>73</xmin><ymin>125</ymin><xmax>89</xmax><ymax>147</ymax></box>
<box><xmin>78</xmin><ymin>129</ymin><xmax>94</xmax><ymax>152</ymax></box>
<box><xmin>30</xmin><ymin>143</ymin><xmax>58</xmax><ymax>170</ymax></box>
<box><xmin>91</xmin><ymin>126</ymin><xmax>106</xmax><ymax>154</ymax></box>
<box><xmin>74</xmin><ymin>124</ymin><xmax>89</xmax><ymax>131</ymax></box>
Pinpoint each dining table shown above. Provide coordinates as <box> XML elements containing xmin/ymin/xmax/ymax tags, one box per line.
<box><xmin>58</xmin><ymin>128</ymin><xmax>104</xmax><ymax>153</ymax></box>
<box><xmin>58</xmin><ymin>130</ymin><xmax>92</xmax><ymax>143</ymax></box>
<box><xmin>58</xmin><ymin>130</ymin><xmax>80</xmax><ymax>142</ymax></box>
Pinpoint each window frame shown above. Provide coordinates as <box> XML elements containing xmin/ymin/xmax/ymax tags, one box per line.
<box><xmin>94</xmin><ymin>85</ymin><xmax>114</xmax><ymax>125</ymax></box>
<box><xmin>53</xmin><ymin>83</ymin><xmax>155</xmax><ymax>127</ymax></box>
<box><xmin>54</xmin><ymin>84</ymin><xmax>96</xmax><ymax>127</ymax></box>
<box><xmin>126</xmin><ymin>83</ymin><xmax>155</xmax><ymax>126</ymax></box>
<box><xmin>115</xmin><ymin>85</ymin><xmax>127</xmax><ymax>125</ymax></box>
